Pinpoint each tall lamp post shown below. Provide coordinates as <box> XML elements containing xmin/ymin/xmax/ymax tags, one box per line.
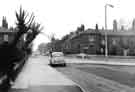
<box><xmin>105</xmin><ymin>4</ymin><xmax>114</xmax><ymax>57</ymax></box>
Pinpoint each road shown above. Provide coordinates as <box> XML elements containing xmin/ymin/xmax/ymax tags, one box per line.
<box><xmin>56</xmin><ymin>57</ymin><xmax>135</xmax><ymax>92</ymax></box>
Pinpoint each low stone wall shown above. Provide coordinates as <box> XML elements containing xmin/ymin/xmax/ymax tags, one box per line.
<box><xmin>65</xmin><ymin>54</ymin><xmax>135</xmax><ymax>60</ymax></box>
<box><xmin>13</xmin><ymin>54</ymin><xmax>29</xmax><ymax>80</ymax></box>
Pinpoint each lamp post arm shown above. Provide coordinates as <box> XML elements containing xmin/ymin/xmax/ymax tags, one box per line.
<box><xmin>107</xmin><ymin>4</ymin><xmax>114</xmax><ymax>8</ymax></box>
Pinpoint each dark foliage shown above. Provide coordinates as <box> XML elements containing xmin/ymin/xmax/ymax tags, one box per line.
<box><xmin>0</xmin><ymin>7</ymin><xmax>42</xmax><ymax>91</ymax></box>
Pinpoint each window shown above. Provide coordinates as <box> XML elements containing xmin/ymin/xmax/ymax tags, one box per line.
<box><xmin>101</xmin><ymin>40</ymin><xmax>105</xmax><ymax>45</ymax></box>
<box><xmin>88</xmin><ymin>36</ymin><xmax>94</xmax><ymax>42</ymax></box>
<box><xmin>112</xmin><ymin>39</ymin><xmax>116</xmax><ymax>45</ymax></box>
<box><xmin>4</xmin><ymin>34</ymin><xmax>8</xmax><ymax>42</ymax></box>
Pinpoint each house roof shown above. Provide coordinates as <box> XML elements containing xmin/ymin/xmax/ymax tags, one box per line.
<box><xmin>68</xmin><ymin>28</ymin><xmax>135</xmax><ymax>41</ymax></box>
<box><xmin>99</xmin><ymin>30</ymin><xmax>135</xmax><ymax>36</ymax></box>
<box><xmin>0</xmin><ymin>27</ymin><xmax>15</xmax><ymax>33</ymax></box>
<box><xmin>83</xmin><ymin>28</ymin><xmax>135</xmax><ymax>36</ymax></box>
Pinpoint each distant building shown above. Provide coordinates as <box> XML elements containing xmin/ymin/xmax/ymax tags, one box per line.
<box><xmin>0</xmin><ymin>17</ymin><xmax>16</xmax><ymax>44</ymax></box>
<box><xmin>62</xmin><ymin>27</ymin><xmax>135</xmax><ymax>56</ymax></box>
<box><xmin>63</xmin><ymin>28</ymin><xmax>103</xmax><ymax>54</ymax></box>
<box><xmin>107</xmin><ymin>30</ymin><xmax>135</xmax><ymax>56</ymax></box>
<box><xmin>0</xmin><ymin>27</ymin><xmax>16</xmax><ymax>44</ymax></box>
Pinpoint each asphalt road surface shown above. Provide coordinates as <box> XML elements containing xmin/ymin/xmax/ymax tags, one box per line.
<box><xmin>55</xmin><ymin>58</ymin><xmax>135</xmax><ymax>92</ymax></box>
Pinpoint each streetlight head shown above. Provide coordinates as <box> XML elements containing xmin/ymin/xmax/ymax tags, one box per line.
<box><xmin>108</xmin><ymin>4</ymin><xmax>114</xmax><ymax>8</ymax></box>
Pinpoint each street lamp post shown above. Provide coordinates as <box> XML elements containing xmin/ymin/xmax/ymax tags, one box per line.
<box><xmin>105</xmin><ymin>4</ymin><xmax>114</xmax><ymax>57</ymax></box>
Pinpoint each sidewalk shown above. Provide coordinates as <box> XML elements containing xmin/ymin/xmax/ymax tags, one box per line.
<box><xmin>65</xmin><ymin>57</ymin><xmax>135</xmax><ymax>66</ymax></box>
<box><xmin>10</xmin><ymin>56</ymin><xmax>82</xmax><ymax>92</ymax></box>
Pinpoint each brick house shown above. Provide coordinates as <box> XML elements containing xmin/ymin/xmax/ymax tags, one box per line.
<box><xmin>63</xmin><ymin>28</ymin><xmax>103</xmax><ymax>54</ymax></box>
<box><xmin>0</xmin><ymin>17</ymin><xmax>16</xmax><ymax>45</ymax></box>
<box><xmin>106</xmin><ymin>30</ymin><xmax>135</xmax><ymax>56</ymax></box>
<box><xmin>63</xmin><ymin>28</ymin><xmax>135</xmax><ymax>56</ymax></box>
<box><xmin>0</xmin><ymin>27</ymin><xmax>16</xmax><ymax>44</ymax></box>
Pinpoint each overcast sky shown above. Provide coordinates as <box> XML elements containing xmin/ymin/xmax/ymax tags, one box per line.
<box><xmin>1</xmin><ymin>0</ymin><xmax>135</xmax><ymax>50</ymax></box>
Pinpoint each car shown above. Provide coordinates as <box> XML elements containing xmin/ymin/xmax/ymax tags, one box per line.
<box><xmin>49</xmin><ymin>52</ymin><xmax>66</xmax><ymax>66</ymax></box>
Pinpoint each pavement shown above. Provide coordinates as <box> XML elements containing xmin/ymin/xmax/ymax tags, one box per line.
<box><xmin>9</xmin><ymin>56</ymin><xmax>83</xmax><ymax>92</ymax></box>
<box><xmin>64</xmin><ymin>57</ymin><xmax>135</xmax><ymax>66</ymax></box>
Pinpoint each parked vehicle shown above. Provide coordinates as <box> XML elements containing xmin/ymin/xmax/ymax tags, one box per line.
<box><xmin>49</xmin><ymin>52</ymin><xmax>66</xmax><ymax>66</ymax></box>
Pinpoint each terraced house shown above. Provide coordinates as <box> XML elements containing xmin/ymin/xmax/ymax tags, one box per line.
<box><xmin>0</xmin><ymin>17</ymin><xmax>16</xmax><ymax>44</ymax></box>
<box><xmin>62</xmin><ymin>25</ymin><xmax>135</xmax><ymax>56</ymax></box>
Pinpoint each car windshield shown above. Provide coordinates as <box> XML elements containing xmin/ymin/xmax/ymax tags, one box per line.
<box><xmin>52</xmin><ymin>52</ymin><xmax>64</xmax><ymax>57</ymax></box>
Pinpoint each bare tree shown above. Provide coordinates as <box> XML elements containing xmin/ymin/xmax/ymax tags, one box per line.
<box><xmin>12</xmin><ymin>7</ymin><xmax>43</xmax><ymax>55</ymax></box>
<box><xmin>24</xmin><ymin>22</ymin><xmax>43</xmax><ymax>51</ymax></box>
<box><xmin>12</xmin><ymin>6</ymin><xmax>35</xmax><ymax>47</ymax></box>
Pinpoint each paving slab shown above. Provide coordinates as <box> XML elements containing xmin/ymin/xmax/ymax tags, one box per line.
<box><xmin>9</xmin><ymin>56</ymin><xmax>83</xmax><ymax>92</ymax></box>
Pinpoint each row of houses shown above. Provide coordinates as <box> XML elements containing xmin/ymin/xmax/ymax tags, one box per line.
<box><xmin>0</xmin><ymin>17</ymin><xmax>15</xmax><ymax>44</ymax></box>
<box><xmin>52</xmin><ymin>25</ymin><xmax>135</xmax><ymax>56</ymax></box>
<box><xmin>0</xmin><ymin>17</ymin><xmax>24</xmax><ymax>48</ymax></box>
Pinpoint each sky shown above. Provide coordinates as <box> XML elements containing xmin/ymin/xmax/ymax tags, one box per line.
<box><xmin>1</xmin><ymin>0</ymin><xmax>135</xmax><ymax>50</ymax></box>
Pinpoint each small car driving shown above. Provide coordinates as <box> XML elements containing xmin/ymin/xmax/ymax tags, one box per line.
<box><xmin>49</xmin><ymin>52</ymin><xmax>66</xmax><ymax>66</ymax></box>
